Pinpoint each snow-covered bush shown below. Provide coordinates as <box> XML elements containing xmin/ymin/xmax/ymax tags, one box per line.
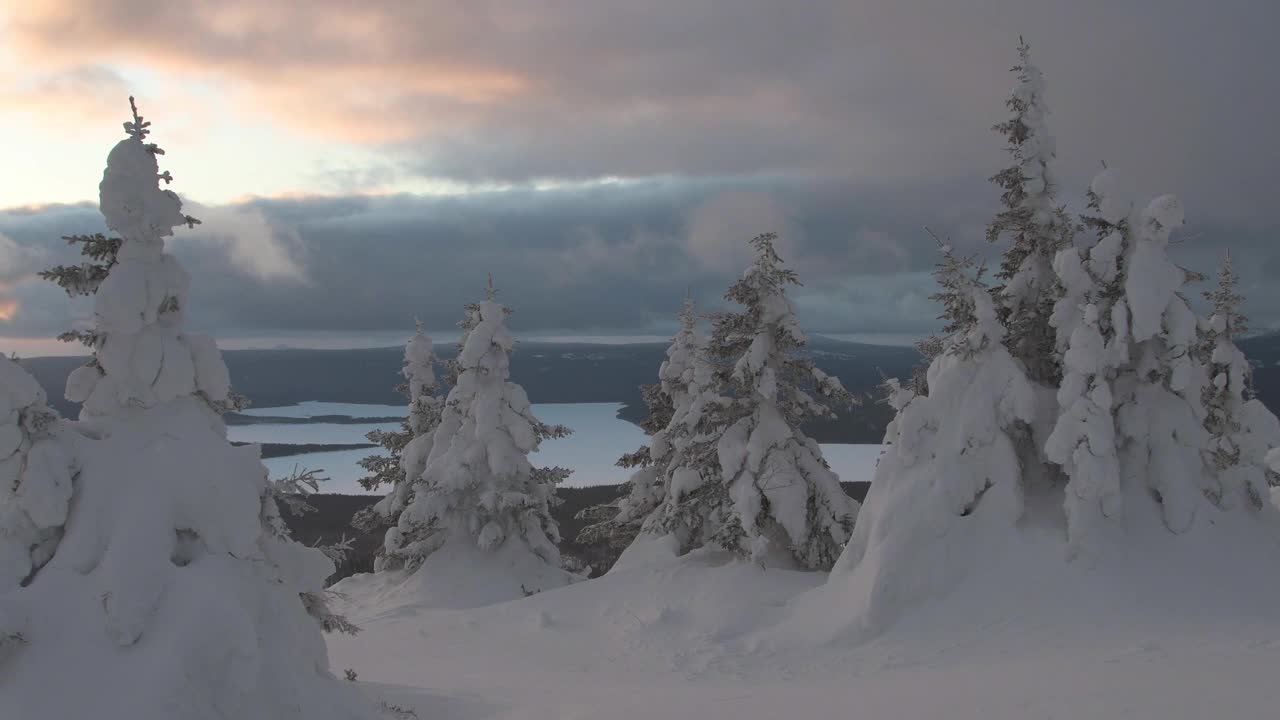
<box><xmin>650</xmin><ymin>233</ymin><xmax>857</xmax><ymax>570</ymax></box>
<box><xmin>830</xmin><ymin>243</ymin><xmax>1036</xmax><ymax>628</ymax></box>
<box><xmin>384</xmin><ymin>279</ymin><xmax>572</xmax><ymax>574</ymax></box>
<box><xmin>0</xmin><ymin>99</ymin><xmax>372</xmax><ymax>720</ymax></box>
<box><xmin>0</xmin><ymin>357</ymin><xmax>75</xmax><ymax>595</ymax></box>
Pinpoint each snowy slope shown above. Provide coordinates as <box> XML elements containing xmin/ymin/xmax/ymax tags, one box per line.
<box><xmin>328</xmin><ymin>527</ymin><xmax>1280</xmax><ymax>720</ymax></box>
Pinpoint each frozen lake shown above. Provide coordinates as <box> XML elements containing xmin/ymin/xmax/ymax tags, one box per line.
<box><xmin>233</xmin><ymin>402</ymin><xmax>882</xmax><ymax>494</ymax></box>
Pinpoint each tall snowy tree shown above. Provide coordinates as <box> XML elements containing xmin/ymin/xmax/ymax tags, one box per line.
<box><xmin>577</xmin><ymin>297</ymin><xmax>711</xmax><ymax>555</ymax></box>
<box><xmin>651</xmin><ymin>233</ymin><xmax>857</xmax><ymax>570</ymax></box>
<box><xmin>986</xmin><ymin>38</ymin><xmax>1076</xmax><ymax>386</ymax></box>
<box><xmin>384</xmin><ymin>279</ymin><xmax>573</xmax><ymax>575</ymax></box>
<box><xmin>830</xmin><ymin>241</ymin><xmax>1037</xmax><ymax>629</ymax></box>
<box><xmin>1044</xmin><ymin>169</ymin><xmax>1131</xmax><ymax>553</ymax></box>
<box><xmin>1200</xmin><ymin>254</ymin><xmax>1280</xmax><ymax>509</ymax></box>
<box><xmin>352</xmin><ymin>322</ymin><xmax>444</xmax><ymax>561</ymax></box>
<box><xmin>0</xmin><ymin>99</ymin><xmax>371</xmax><ymax>719</ymax></box>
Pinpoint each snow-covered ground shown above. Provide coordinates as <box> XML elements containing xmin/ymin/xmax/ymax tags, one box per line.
<box><xmin>237</xmin><ymin>402</ymin><xmax>883</xmax><ymax>492</ymax></box>
<box><xmin>329</xmin><ymin>527</ymin><xmax>1280</xmax><ymax>720</ymax></box>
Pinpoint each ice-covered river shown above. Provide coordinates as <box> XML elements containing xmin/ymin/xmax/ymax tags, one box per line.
<box><xmin>230</xmin><ymin>401</ymin><xmax>882</xmax><ymax>494</ymax></box>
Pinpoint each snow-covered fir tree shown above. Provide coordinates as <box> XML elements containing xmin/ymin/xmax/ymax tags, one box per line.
<box><xmin>384</xmin><ymin>279</ymin><xmax>572</xmax><ymax>574</ymax></box>
<box><xmin>651</xmin><ymin>233</ymin><xmax>857</xmax><ymax>570</ymax></box>
<box><xmin>1200</xmin><ymin>253</ymin><xmax>1280</xmax><ymax>509</ymax></box>
<box><xmin>577</xmin><ymin>297</ymin><xmax>710</xmax><ymax>555</ymax></box>
<box><xmin>986</xmin><ymin>38</ymin><xmax>1075</xmax><ymax>386</ymax></box>
<box><xmin>829</xmin><ymin>241</ymin><xmax>1036</xmax><ymax>629</ymax></box>
<box><xmin>0</xmin><ymin>99</ymin><xmax>371</xmax><ymax>720</ymax></box>
<box><xmin>352</xmin><ymin>322</ymin><xmax>444</xmax><ymax>563</ymax></box>
<box><xmin>1044</xmin><ymin>169</ymin><xmax>1131</xmax><ymax>552</ymax></box>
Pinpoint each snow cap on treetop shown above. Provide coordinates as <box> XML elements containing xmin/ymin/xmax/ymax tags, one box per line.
<box><xmin>99</xmin><ymin>97</ymin><xmax>189</xmax><ymax>243</ymax></box>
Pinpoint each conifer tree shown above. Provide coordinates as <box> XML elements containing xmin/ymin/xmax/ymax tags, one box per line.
<box><xmin>986</xmin><ymin>38</ymin><xmax>1076</xmax><ymax>386</ymax></box>
<box><xmin>831</xmin><ymin>240</ymin><xmax>1036</xmax><ymax>628</ymax></box>
<box><xmin>384</xmin><ymin>279</ymin><xmax>572</xmax><ymax>571</ymax></box>
<box><xmin>577</xmin><ymin>297</ymin><xmax>709</xmax><ymax>555</ymax></box>
<box><xmin>1200</xmin><ymin>254</ymin><xmax>1280</xmax><ymax>509</ymax></box>
<box><xmin>0</xmin><ymin>99</ymin><xmax>371</xmax><ymax>719</ymax></box>
<box><xmin>353</xmin><ymin>322</ymin><xmax>444</xmax><ymax>558</ymax></box>
<box><xmin>1045</xmin><ymin>170</ymin><xmax>1131</xmax><ymax>549</ymax></box>
<box><xmin>652</xmin><ymin>233</ymin><xmax>857</xmax><ymax>570</ymax></box>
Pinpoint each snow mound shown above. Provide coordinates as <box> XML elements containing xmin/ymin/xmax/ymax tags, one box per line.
<box><xmin>334</xmin><ymin>534</ymin><xmax>579</xmax><ymax>614</ymax></box>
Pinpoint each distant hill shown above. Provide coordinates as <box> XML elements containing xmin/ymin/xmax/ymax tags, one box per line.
<box><xmin>19</xmin><ymin>335</ymin><xmax>921</xmax><ymax>444</ymax></box>
<box><xmin>23</xmin><ymin>333</ymin><xmax>1280</xmax><ymax>445</ymax></box>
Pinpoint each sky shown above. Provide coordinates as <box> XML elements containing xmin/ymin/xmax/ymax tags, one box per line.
<box><xmin>1</xmin><ymin>1</ymin><xmax>1277</xmax><ymax>356</ymax></box>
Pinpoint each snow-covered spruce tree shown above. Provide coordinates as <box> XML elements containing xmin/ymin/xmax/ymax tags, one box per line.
<box><xmin>383</xmin><ymin>279</ymin><xmax>573</xmax><ymax>578</ymax></box>
<box><xmin>352</xmin><ymin>322</ymin><xmax>444</xmax><ymax>562</ymax></box>
<box><xmin>577</xmin><ymin>297</ymin><xmax>707</xmax><ymax>555</ymax></box>
<box><xmin>986</xmin><ymin>38</ymin><xmax>1076</xmax><ymax>386</ymax></box>
<box><xmin>829</xmin><ymin>242</ymin><xmax>1036</xmax><ymax>630</ymax></box>
<box><xmin>0</xmin><ymin>99</ymin><xmax>371</xmax><ymax>720</ymax></box>
<box><xmin>1200</xmin><ymin>253</ymin><xmax>1280</xmax><ymax>509</ymax></box>
<box><xmin>652</xmin><ymin>233</ymin><xmax>857</xmax><ymax>570</ymax></box>
<box><xmin>1106</xmin><ymin>193</ymin><xmax>1216</xmax><ymax>537</ymax></box>
<box><xmin>1044</xmin><ymin>170</ymin><xmax>1131</xmax><ymax>553</ymax></box>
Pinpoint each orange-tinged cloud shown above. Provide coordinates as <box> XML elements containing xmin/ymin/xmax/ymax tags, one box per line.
<box><xmin>0</xmin><ymin>299</ymin><xmax>18</xmax><ymax>322</ymax></box>
<box><xmin>4</xmin><ymin>1</ymin><xmax>533</xmax><ymax>143</ymax></box>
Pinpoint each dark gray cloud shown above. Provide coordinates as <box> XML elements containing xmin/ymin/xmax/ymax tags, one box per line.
<box><xmin>3</xmin><ymin>1</ymin><xmax>1278</xmax><ymax>349</ymax></box>
<box><xmin>2</xmin><ymin>174</ymin><xmax>1275</xmax><ymax>351</ymax></box>
<box><xmin>10</xmin><ymin>1</ymin><xmax>1280</xmax><ymax>225</ymax></box>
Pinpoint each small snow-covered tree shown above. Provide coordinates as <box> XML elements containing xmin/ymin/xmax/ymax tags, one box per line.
<box><xmin>1200</xmin><ymin>254</ymin><xmax>1279</xmax><ymax>509</ymax></box>
<box><xmin>830</xmin><ymin>242</ymin><xmax>1037</xmax><ymax>629</ymax></box>
<box><xmin>0</xmin><ymin>99</ymin><xmax>371</xmax><ymax>719</ymax></box>
<box><xmin>353</xmin><ymin>322</ymin><xmax>444</xmax><ymax>557</ymax></box>
<box><xmin>577</xmin><ymin>297</ymin><xmax>709</xmax><ymax>553</ymax></box>
<box><xmin>384</xmin><ymin>279</ymin><xmax>571</xmax><ymax>571</ymax></box>
<box><xmin>986</xmin><ymin>38</ymin><xmax>1076</xmax><ymax>386</ymax></box>
<box><xmin>653</xmin><ymin>233</ymin><xmax>857</xmax><ymax>570</ymax></box>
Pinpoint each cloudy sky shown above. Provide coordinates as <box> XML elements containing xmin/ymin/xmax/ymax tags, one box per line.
<box><xmin>1</xmin><ymin>1</ymin><xmax>1276</xmax><ymax>355</ymax></box>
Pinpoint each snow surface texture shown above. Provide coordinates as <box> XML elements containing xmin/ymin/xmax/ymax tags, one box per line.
<box><xmin>383</xmin><ymin>285</ymin><xmax>577</xmax><ymax>601</ymax></box>
<box><xmin>0</xmin><ymin>105</ymin><xmax>372</xmax><ymax>719</ymax></box>
<box><xmin>328</xmin><ymin>525</ymin><xmax>1280</xmax><ymax>720</ymax></box>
